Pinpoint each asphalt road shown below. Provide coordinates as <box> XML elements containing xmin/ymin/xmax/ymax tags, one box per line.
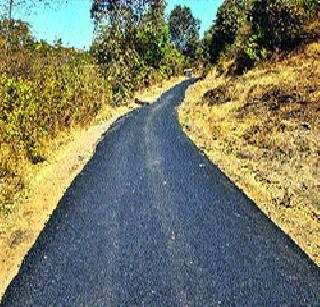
<box><xmin>1</xmin><ymin>80</ymin><xmax>319</xmax><ymax>306</ymax></box>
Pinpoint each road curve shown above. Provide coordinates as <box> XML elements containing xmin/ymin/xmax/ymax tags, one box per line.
<box><xmin>1</xmin><ymin>80</ymin><xmax>319</xmax><ymax>306</ymax></box>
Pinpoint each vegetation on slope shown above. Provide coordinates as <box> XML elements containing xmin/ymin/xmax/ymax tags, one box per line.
<box><xmin>0</xmin><ymin>22</ymin><xmax>111</xmax><ymax>211</ymax></box>
<box><xmin>0</xmin><ymin>1</ymin><xmax>205</xmax><ymax>213</ymax></box>
<box><xmin>179</xmin><ymin>0</ymin><xmax>319</xmax><ymax>264</ymax></box>
<box><xmin>203</xmin><ymin>0</ymin><xmax>319</xmax><ymax>74</ymax></box>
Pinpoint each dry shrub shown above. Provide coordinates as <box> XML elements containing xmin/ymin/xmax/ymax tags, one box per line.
<box><xmin>202</xmin><ymin>81</ymin><xmax>236</xmax><ymax>105</ymax></box>
<box><xmin>243</xmin><ymin>85</ymin><xmax>308</xmax><ymax>114</ymax></box>
<box><xmin>0</xmin><ymin>46</ymin><xmax>113</xmax><ymax>210</ymax></box>
<box><xmin>240</xmin><ymin>55</ymin><xmax>319</xmax><ymax>120</ymax></box>
<box><xmin>227</xmin><ymin>49</ymin><xmax>255</xmax><ymax>76</ymax></box>
<box><xmin>0</xmin><ymin>145</ymin><xmax>25</xmax><ymax>211</ymax></box>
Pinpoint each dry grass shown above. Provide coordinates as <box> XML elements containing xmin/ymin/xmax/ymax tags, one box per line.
<box><xmin>178</xmin><ymin>41</ymin><xmax>320</xmax><ymax>265</ymax></box>
<box><xmin>0</xmin><ymin>47</ymin><xmax>112</xmax><ymax>212</ymax></box>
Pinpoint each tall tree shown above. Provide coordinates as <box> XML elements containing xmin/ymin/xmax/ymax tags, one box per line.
<box><xmin>208</xmin><ymin>0</ymin><xmax>247</xmax><ymax>63</ymax></box>
<box><xmin>168</xmin><ymin>5</ymin><xmax>200</xmax><ymax>58</ymax></box>
<box><xmin>90</xmin><ymin>0</ymin><xmax>167</xmax><ymax>62</ymax></box>
<box><xmin>90</xmin><ymin>0</ymin><xmax>169</xmax><ymax>103</ymax></box>
<box><xmin>0</xmin><ymin>0</ymin><xmax>67</xmax><ymax>22</ymax></box>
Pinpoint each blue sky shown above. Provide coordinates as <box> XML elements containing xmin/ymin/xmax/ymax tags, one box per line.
<box><xmin>8</xmin><ymin>0</ymin><xmax>223</xmax><ymax>49</ymax></box>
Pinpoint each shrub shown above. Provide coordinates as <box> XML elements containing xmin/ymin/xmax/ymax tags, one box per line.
<box><xmin>250</xmin><ymin>0</ymin><xmax>304</xmax><ymax>52</ymax></box>
<box><xmin>207</xmin><ymin>0</ymin><xmax>313</xmax><ymax>74</ymax></box>
<box><xmin>203</xmin><ymin>84</ymin><xmax>232</xmax><ymax>105</ymax></box>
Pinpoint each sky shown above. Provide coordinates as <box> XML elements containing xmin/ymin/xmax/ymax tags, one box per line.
<box><xmin>7</xmin><ymin>0</ymin><xmax>223</xmax><ymax>50</ymax></box>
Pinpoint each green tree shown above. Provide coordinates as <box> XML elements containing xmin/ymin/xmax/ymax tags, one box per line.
<box><xmin>135</xmin><ymin>24</ymin><xmax>170</xmax><ymax>69</ymax></box>
<box><xmin>250</xmin><ymin>0</ymin><xmax>304</xmax><ymax>51</ymax></box>
<box><xmin>90</xmin><ymin>0</ymin><xmax>174</xmax><ymax>103</ymax></box>
<box><xmin>208</xmin><ymin>0</ymin><xmax>247</xmax><ymax>62</ymax></box>
<box><xmin>168</xmin><ymin>5</ymin><xmax>201</xmax><ymax>59</ymax></box>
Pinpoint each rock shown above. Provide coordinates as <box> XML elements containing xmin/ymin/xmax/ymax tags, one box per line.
<box><xmin>301</xmin><ymin>122</ymin><xmax>311</xmax><ymax>130</ymax></box>
<box><xmin>134</xmin><ymin>98</ymin><xmax>148</xmax><ymax>106</ymax></box>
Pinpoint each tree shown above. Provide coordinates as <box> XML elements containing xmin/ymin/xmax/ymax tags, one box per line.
<box><xmin>208</xmin><ymin>0</ymin><xmax>247</xmax><ymax>63</ymax></box>
<box><xmin>168</xmin><ymin>5</ymin><xmax>201</xmax><ymax>58</ymax></box>
<box><xmin>0</xmin><ymin>0</ymin><xmax>68</xmax><ymax>51</ymax></box>
<box><xmin>90</xmin><ymin>0</ymin><xmax>171</xmax><ymax>103</ymax></box>
<box><xmin>205</xmin><ymin>0</ymin><xmax>307</xmax><ymax>75</ymax></box>
<box><xmin>250</xmin><ymin>0</ymin><xmax>303</xmax><ymax>51</ymax></box>
<box><xmin>135</xmin><ymin>22</ymin><xmax>170</xmax><ymax>69</ymax></box>
<box><xmin>90</xmin><ymin>0</ymin><xmax>155</xmax><ymax>65</ymax></box>
<box><xmin>0</xmin><ymin>0</ymin><xmax>67</xmax><ymax>22</ymax></box>
<box><xmin>90</xmin><ymin>0</ymin><xmax>168</xmax><ymax>62</ymax></box>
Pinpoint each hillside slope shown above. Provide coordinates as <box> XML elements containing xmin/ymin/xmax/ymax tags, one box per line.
<box><xmin>178</xmin><ymin>41</ymin><xmax>320</xmax><ymax>265</ymax></box>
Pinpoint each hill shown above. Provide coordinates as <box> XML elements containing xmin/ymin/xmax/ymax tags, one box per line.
<box><xmin>179</xmin><ymin>38</ymin><xmax>320</xmax><ymax>265</ymax></box>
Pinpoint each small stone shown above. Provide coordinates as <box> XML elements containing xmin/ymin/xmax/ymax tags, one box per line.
<box><xmin>171</xmin><ymin>231</ymin><xmax>175</xmax><ymax>240</ymax></box>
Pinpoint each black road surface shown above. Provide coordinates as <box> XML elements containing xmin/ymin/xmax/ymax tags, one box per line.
<box><xmin>1</xmin><ymin>80</ymin><xmax>319</xmax><ymax>306</ymax></box>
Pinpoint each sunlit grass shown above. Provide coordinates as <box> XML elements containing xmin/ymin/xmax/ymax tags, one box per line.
<box><xmin>178</xmin><ymin>41</ymin><xmax>320</xmax><ymax>265</ymax></box>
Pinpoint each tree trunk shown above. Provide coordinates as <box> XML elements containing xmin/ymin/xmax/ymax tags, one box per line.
<box><xmin>6</xmin><ymin>0</ymin><xmax>14</xmax><ymax>52</ymax></box>
<box><xmin>8</xmin><ymin>0</ymin><xmax>13</xmax><ymax>21</ymax></box>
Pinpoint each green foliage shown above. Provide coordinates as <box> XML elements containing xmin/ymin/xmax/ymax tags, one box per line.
<box><xmin>0</xmin><ymin>45</ymin><xmax>109</xmax><ymax>159</ymax></box>
<box><xmin>135</xmin><ymin>24</ymin><xmax>170</xmax><ymax>69</ymax></box>
<box><xmin>91</xmin><ymin>0</ymin><xmax>187</xmax><ymax>103</ymax></box>
<box><xmin>245</xmin><ymin>31</ymin><xmax>268</xmax><ymax>62</ymax></box>
<box><xmin>207</xmin><ymin>0</ymin><xmax>314</xmax><ymax>75</ymax></box>
<box><xmin>250</xmin><ymin>0</ymin><xmax>304</xmax><ymax>52</ymax></box>
<box><xmin>0</xmin><ymin>39</ymin><xmax>113</xmax><ymax>207</ymax></box>
<box><xmin>161</xmin><ymin>45</ymin><xmax>186</xmax><ymax>76</ymax></box>
<box><xmin>168</xmin><ymin>5</ymin><xmax>201</xmax><ymax>61</ymax></box>
<box><xmin>207</xmin><ymin>0</ymin><xmax>247</xmax><ymax>62</ymax></box>
<box><xmin>288</xmin><ymin>0</ymin><xmax>319</xmax><ymax>17</ymax></box>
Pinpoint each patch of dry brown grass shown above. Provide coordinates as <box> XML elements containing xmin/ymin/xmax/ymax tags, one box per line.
<box><xmin>178</xmin><ymin>41</ymin><xmax>320</xmax><ymax>265</ymax></box>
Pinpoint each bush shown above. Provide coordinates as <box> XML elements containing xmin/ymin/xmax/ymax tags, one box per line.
<box><xmin>203</xmin><ymin>84</ymin><xmax>232</xmax><ymax>105</ymax></box>
<box><xmin>292</xmin><ymin>0</ymin><xmax>320</xmax><ymax>18</ymax></box>
<box><xmin>207</xmin><ymin>0</ymin><xmax>313</xmax><ymax>74</ymax></box>
<box><xmin>0</xmin><ymin>13</ymin><xmax>189</xmax><ymax>209</ymax></box>
<box><xmin>251</xmin><ymin>0</ymin><xmax>304</xmax><ymax>52</ymax></box>
<box><xmin>229</xmin><ymin>48</ymin><xmax>255</xmax><ymax>76</ymax></box>
<box><xmin>0</xmin><ymin>45</ymin><xmax>112</xmax><ymax>159</ymax></box>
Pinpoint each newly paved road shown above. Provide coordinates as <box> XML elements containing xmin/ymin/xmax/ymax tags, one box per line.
<box><xmin>1</xmin><ymin>80</ymin><xmax>319</xmax><ymax>306</ymax></box>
